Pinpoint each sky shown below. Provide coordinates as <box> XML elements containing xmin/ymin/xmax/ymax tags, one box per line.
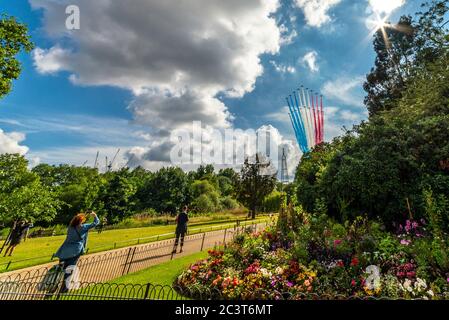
<box><xmin>0</xmin><ymin>0</ymin><xmax>425</xmax><ymax>175</ymax></box>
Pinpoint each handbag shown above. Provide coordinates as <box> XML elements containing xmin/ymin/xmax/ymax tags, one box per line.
<box><xmin>37</xmin><ymin>264</ymin><xmax>65</xmax><ymax>293</ymax></box>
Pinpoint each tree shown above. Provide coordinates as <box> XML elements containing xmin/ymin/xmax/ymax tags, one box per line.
<box><xmin>0</xmin><ymin>154</ymin><xmax>58</xmax><ymax>224</ymax></box>
<box><xmin>236</xmin><ymin>154</ymin><xmax>277</xmax><ymax>219</ymax></box>
<box><xmin>97</xmin><ymin>168</ymin><xmax>137</xmax><ymax>223</ymax></box>
<box><xmin>142</xmin><ymin>167</ymin><xmax>191</xmax><ymax>214</ymax></box>
<box><xmin>364</xmin><ymin>1</ymin><xmax>449</xmax><ymax>117</ymax></box>
<box><xmin>363</xmin><ymin>16</ymin><xmax>416</xmax><ymax>116</ymax></box>
<box><xmin>0</xmin><ymin>15</ymin><xmax>34</xmax><ymax>99</ymax></box>
<box><xmin>191</xmin><ymin>180</ymin><xmax>221</xmax><ymax>213</ymax></box>
<box><xmin>33</xmin><ymin>164</ymin><xmax>105</xmax><ymax>224</ymax></box>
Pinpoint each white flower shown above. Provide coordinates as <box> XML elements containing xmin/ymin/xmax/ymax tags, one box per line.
<box><xmin>275</xmin><ymin>267</ymin><xmax>284</xmax><ymax>275</ymax></box>
<box><xmin>415</xmin><ymin>278</ymin><xmax>427</xmax><ymax>291</ymax></box>
<box><xmin>260</xmin><ymin>268</ymin><xmax>272</xmax><ymax>278</ymax></box>
<box><xmin>427</xmin><ymin>290</ymin><xmax>434</xmax><ymax>297</ymax></box>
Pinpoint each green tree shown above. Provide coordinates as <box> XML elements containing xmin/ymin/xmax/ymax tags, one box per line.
<box><xmin>0</xmin><ymin>15</ymin><xmax>34</xmax><ymax>99</ymax></box>
<box><xmin>363</xmin><ymin>1</ymin><xmax>449</xmax><ymax>117</ymax></box>
<box><xmin>97</xmin><ymin>168</ymin><xmax>137</xmax><ymax>223</ymax></box>
<box><xmin>142</xmin><ymin>167</ymin><xmax>191</xmax><ymax>214</ymax></box>
<box><xmin>0</xmin><ymin>154</ymin><xmax>58</xmax><ymax>224</ymax></box>
<box><xmin>236</xmin><ymin>154</ymin><xmax>277</xmax><ymax>219</ymax></box>
<box><xmin>191</xmin><ymin>180</ymin><xmax>221</xmax><ymax>213</ymax></box>
<box><xmin>33</xmin><ymin>164</ymin><xmax>105</xmax><ymax>224</ymax></box>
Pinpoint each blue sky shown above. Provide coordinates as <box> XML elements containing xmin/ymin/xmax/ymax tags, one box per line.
<box><xmin>0</xmin><ymin>0</ymin><xmax>425</xmax><ymax>172</ymax></box>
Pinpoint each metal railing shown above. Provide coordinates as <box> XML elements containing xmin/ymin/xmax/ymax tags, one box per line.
<box><xmin>1</xmin><ymin>280</ymin><xmax>447</xmax><ymax>300</ymax></box>
<box><xmin>0</xmin><ymin>281</ymin><xmax>220</xmax><ymax>300</ymax></box>
<box><xmin>0</xmin><ymin>218</ymin><xmax>268</xmax><ymax>272</ymax></box>
<box><xmin>0</xmin><ymin>223</ymin><xmax>267</xmax><ymax>285</ymax></box>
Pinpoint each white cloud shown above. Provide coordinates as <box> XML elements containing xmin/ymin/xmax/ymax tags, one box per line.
<box><xmin>0</xmin><ymin>129</ymin><xmax>29</xmax><ymax>155</ymax></box>
<box><xmin>301</xmin><ymin>50</ymin><xmax>319</xmax><ymax>72</ymax></box>
<box><xmin>322</xmin><ymin>75</ymin><xmax>365</xmax><ymax>107</ymax></box>
<box><xmin>270</xmin><ymin>61</ymin><xmax>296</xmax><ymax>74</ymax></box>
<box><xmin>369</xmin><ymin>0</ymin><xmax>405</xmax><ymax>15</ymax></box>
<box><xmin>31</xmin><ymin>0</ymin><xmax>281</xmax><ymax>98</ymax></box>
<box><xmin>294</xmin><ymin>0</ymin><xmax>342</xmax><ymax>27</ymax></box>
<box><xmin>32</xmin><ymin>46</ymin><xmax>70</xmax><ymax>74</ymax></box>
<box><xmin>30</xmin><ymin>0</ymin><xmax>285</xmax><ymax>168</ymax></box>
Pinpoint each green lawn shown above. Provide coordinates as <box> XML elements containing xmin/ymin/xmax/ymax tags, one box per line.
<box><xmin>0</xmin><ymin>216</ymin><xmax>268</xmax><ymax>272</ymax></box>
<box><xmin>112</xmin><ymin>251</ymin><xmax>208</xmax><ymax>285</ymax></box>
<box><xmin>56</xmin><ymin>251</ymin><xmax>208</xmax><ymax>300</ymax></box>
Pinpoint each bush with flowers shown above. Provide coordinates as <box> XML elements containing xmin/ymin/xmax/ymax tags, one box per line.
<box><xmin>175</xmin><ymin>202</ymin><xmax>449</xmax><ymax>300</ymax></box>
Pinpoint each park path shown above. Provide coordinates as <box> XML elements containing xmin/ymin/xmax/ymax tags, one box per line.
<box><xmin>0</xmin><ymin>222</ymin><xmax>268</xmax><ymax>286</ymax></box>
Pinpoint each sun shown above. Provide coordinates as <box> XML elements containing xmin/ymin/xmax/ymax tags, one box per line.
<box><xmin>366</xmin><ymin>13</ymin><xmax>390</xmax><ymax>33</ymax></box>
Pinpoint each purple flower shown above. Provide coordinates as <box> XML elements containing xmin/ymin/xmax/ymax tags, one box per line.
<box><xmin>287</xmin><ymin>281</ymin><xmax>294</xmax><ymax>287</ymax></box>
<box><xmin>447</xmin><ymin>278</ymin><xmax>449</xmax><ymax>283</ymax></box>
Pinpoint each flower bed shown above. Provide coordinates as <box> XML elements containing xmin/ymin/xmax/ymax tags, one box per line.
<box><xmin>175</xmin><ymin>206</ymin><xmax>449</xmax><ymax>300</ymax></box>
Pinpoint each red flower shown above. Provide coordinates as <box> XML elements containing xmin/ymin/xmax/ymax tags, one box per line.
<box><xmin>351</xmin><ymin>279</ymin><xmax>356</xmax><ymax>287</ymax></box>
<box><xmin>350</xmin><ymin>257</ymin><xmax>359</xmax><ymax>266</ymax></box>
<box><xmin>337</xmin><ymin>260</ymin><xmax>344</xmax><ymax>267</ymax></box>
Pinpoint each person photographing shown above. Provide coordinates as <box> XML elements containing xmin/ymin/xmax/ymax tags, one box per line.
<box><xmin>54</xmin><ymin>210</ymin><xmax>99</xmax><ymax>292</ymax></box>
<box><xmin>172</xmin><ymin>206</ymin><xmax>189</xmax><ymax>254</ymax></box>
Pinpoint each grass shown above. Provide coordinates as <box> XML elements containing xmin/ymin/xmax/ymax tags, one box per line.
<box><xmin>55</xmin><ymin>251</ymin><xmax>208</xmax><ymax>300</ymax></box>
<box><xmin>0</xmin><ymin>215</ymin><xmax>269</xmax><ymax>273</ymax></box>
<box><xmin>112</xmin><ymin>251</ymin><xmax>208</xmax><ymax>286</ymax></box>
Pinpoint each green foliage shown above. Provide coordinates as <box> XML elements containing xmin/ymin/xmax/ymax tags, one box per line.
<box><xmin>0</xmin><ymin>14</ymin><xmax>34</xmax><ymax>99</ymax></box>
<box><xmin>33</xmin><ymin>164</ymin><xmax>105</xmax><ymax>224</ymax></box>
<box><xmin>294</xmin><ymin>2</ymin><xmax>449</xmax><ymax>227</ymax></box>
<box><xmin>0</xmin><ymin>154</ymin><xmax>59</xmax><ymax>224</ymax></box>
<box><xmin>236</xmin><ymin>154</ymin><xmax>277</xmax><ymax>219</ymax></box>
<box><xmin>142</xmin><ymin>167</ymin><xmax>192</xmax><ymax>214</ymax></box>
<box><xmin>97</xmin><ymin>168</ymin><xmax>137</xmax><ymax>223</ymax></box>
<box><xmin>220</xmin><ymin>196</ymin><xmax>239</xmax><ymax>210</ymax></box>
<box><xmin>261</xmin><ymin>189</ymin><xmax>282</xmax><ymax>213</ymax></box>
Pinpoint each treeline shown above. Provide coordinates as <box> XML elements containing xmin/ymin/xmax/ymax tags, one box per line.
<box><xmin>293</xmin><ymin>1</ymin><xmax>449</xmax><ymax>230</ymax></box>
<box><xmin>0</xmin><ymin>155</ymin><xmax>281</xmax><ymax>226</ymax></box>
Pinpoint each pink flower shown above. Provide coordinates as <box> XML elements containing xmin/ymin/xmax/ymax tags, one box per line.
<box><xmin>334</xmin><ymin>239</ymin><xmax>342</xmax><ymax>246</ymax></box>
<box><xmin>351</xmin><ymin>279</ymin><xmax>356</xmax><ymax>287</ymax></box>
<box><xmin>400</xmin><ymin>239</ymin><xmax>411</xmax><ymax>246</ymax></box>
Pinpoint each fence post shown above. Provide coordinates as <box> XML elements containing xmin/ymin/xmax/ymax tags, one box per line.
<box><xmin>122</xmin><ymin>247</ymin><xmax>133</xmax><ymax>276</ymax></box>
<box><xmin>126</xmin><ymin>247</ymin><xmax>137</xmax><ymax>275</ymax></box>
<box><xmin>200</xmin><ymin>233</ymin><xmax>206</xmax><ymax>251</ymax></box>
<box><xmin>223</xmin><ymin>229</ymin><xmax>227</xmax><ymax>247</ymax></box>
<box><xmin>143</xmin><ymin>283</ymin><xmax>151</xmax><ymax>300</ymax></box>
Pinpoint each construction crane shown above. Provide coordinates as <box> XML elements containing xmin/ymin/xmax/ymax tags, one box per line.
<box><xmin>93</xmin><ymin>151</ymin><xmax>99</xmax><ymax>169</ymax></box>
<box><xmin>107</xmin><ymin>149</ymin><xmax>121</xmax><ymax>172</ymax></box>
<box><xmin>123</xmin><ymin>153</ymin><xmax>135</xmax><ymax>169</ymax></box>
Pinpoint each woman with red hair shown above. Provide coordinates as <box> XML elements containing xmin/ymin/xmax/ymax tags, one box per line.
<box><xmin>55</xmin><ymin>211</ymin><xmax>100</xmax><ymax>292</ymax></box>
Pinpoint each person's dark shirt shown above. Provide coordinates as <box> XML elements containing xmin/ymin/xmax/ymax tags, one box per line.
<box><xmin>177</xmin><ymin>212</ymin><xmax>189</xmax><ymax>226</ymax></box>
